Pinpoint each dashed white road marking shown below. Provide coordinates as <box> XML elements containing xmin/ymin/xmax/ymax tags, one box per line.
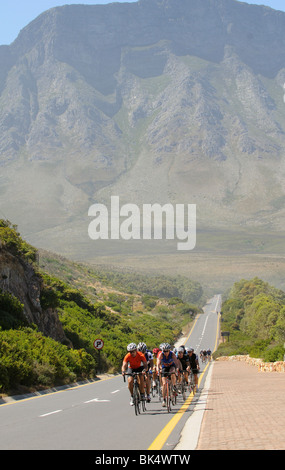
<box><xmin>84</xmin><ymin>398</ymin><xmax>110</xmax><ymax>403</ymax></box>
<box><xmin>39</xmin><ymin>410</ymin><xmax>62</xmax><ymax>417</ymax></box>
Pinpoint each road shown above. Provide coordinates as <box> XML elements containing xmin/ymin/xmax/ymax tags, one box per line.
<box><xmin>0</xmin><ymin>295</ymin><xmax>221</xmax><ymax>450</ymax></box>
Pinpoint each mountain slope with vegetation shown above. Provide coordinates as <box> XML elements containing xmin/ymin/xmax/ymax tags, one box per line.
<box><xmin>0</xmin><ymin>220</ymin><xmax>202</xmax><ymax>395</ymax></box>
<box><xmin>215</xmin><ymin>277</ymin><xmax>285</xmax><ymax>361</ymax></box>
<box><xmin>0</xmin><ymin>0</ymin><xmax>285</xmax><ymax>261</ymax></box>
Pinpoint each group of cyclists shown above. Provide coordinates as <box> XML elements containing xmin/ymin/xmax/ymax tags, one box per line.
<box><xmin>200</xmin><ymin>348</ymin><xmax>212</xmax><ymax>362</ymax></box>
<box><xmin>121</xmin><ymin>341</ymin><xmax>210</xmax><ymax>408</ymax></box>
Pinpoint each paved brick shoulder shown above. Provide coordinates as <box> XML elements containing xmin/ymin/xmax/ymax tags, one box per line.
<box><xmin>196</xmin><ymin>360</ymin><xmax>285</xmax><ymax>450</ymax></box>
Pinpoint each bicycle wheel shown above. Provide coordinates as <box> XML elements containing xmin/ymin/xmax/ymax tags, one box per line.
<box><xmin>171</xmin><ymin>385</ymin><xmax>176</xmax><ymax>406</ymax></box>
<box><xmin>166</xmin><ymin>381</ymin><xmax>171</xmax><ymax>413</ymax></box>
<box><xmin>151</xmin><ymin>379</ymin><xmax>155</xmax><ymax>397</ymax></box>
<box><xmin>189</xmin><ymin>373</ymin><xmax>194</xmax><ymax>394</ymax></box>
<box><xmin>158</xmin><ymin>378</ymin><xmax>162</xmax><ymax>402</ymax></box>
<box><xmin>141</xmin><ymin>395</ymin><xmax>146</xmax><ymax>412</ymax></box>
<box><xmin>133</xmin><ymin>382</ymin><xmax>141</xmax><ymax>416</ymax></box>
<box><xmin>181</xmin><ymin>379</ymin><xmax>186</xmax><ymax>401</ymax></box>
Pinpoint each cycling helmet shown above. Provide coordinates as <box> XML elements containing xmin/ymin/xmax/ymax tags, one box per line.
<box><xmin>161</xmin><ymin>343</ymin><xmax>171</xmax><ymax>351</ymax></box>
<box><xmin>153</xmin><ymin>347</ymin><xmax>160</xmax><ymax>355</ymax></box>
<box><xmin>127</xmin><ymin>342</ymin><xmax>137</xmax><ymax>352</ymax></box>
<box><xmin>137</xmin><ymin>342</ymin><xmax>147</xmax><ymax>353</ymax></box>
<box><xmin>177</xmin><ymin>346</ymin><xmax>185</xmax><ymax>353</ymax></box>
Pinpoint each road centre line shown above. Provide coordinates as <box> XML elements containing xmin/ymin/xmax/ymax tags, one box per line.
<box><xmin>148</xmin><ymin>362</ymin><xmax>210</xmax><ymax>450</ymax></box>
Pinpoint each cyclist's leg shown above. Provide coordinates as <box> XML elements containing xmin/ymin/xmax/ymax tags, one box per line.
<box><xmin>170</xmin><ymin>366</ymin><xmax>177</xmax><ymax>389</ymax></box>
<box><xmin>192</xmin><ymin>369</ymin><xmax>199</xmax><ymax>390</ymax></box>
<box><xmin>132</xmin><ymin>367</ymin><xmax>145</xmax><ymax>398</ymax></box>
<box><xmin>161</xmin><ymin>367</ymin><xmax>169</xmax><ymax>406</ymax></box>
<box><xmin>127</xmin><ymin>368</ymin><xmax>134</xmax><ymax>396</ymax></box>
<box><xmin>177</xmin><ymin>369</ymin><xmax>182</xmax><ymax>385</ymax></box>
<box><xmin>157</xmin><ymin>372</ymin><xmax>162</xmax><ymax>400</ymax></box>
<box><xmin>138</xmin><ymin>375</ymin><xmax>145</xmax><ymax>397</ymax></box>
<box><xmin>146</xmin><ymin>372</ymin><xmax>151</xmax><ymax>402</ymax></box>
<box><xmin>152</xmin><ymin>367</ymin><xmax>157</xmax><ymax>388</ymax></box>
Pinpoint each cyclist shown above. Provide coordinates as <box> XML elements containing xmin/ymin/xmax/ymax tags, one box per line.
<box><xmin>201</xmin><ymin>349</ymin><xmax>207</xmax><ymax>363</ymax></box>
<box><xmin>176</xmin><ymin>346</ymin><xmax>191</xmax><ymax>388</ymax></box>
<box><xmin>207</xmin><ymin>348</ymin><xmax>212</xmax><ymax>361</ymax></box>
<box><xmin>187</xmin><ymin>348</ymin><xmax>200</xmax><ymax>392</ymax></box>
<box><xmin>137</xmin><ymin>342</ymin><xmax>153</xmax><ymax>402</ymax></box>
<box><xmin>157</xmin><ymin>343</ymin><xmax>181</xmax><ymax>407</ymax></box>
<box><xmin>122</xmin><ymin>343</ymin><xmax>148</xmax><ymax>406</ymax></box>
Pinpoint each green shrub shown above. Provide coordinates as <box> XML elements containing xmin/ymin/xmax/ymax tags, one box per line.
<box><xmin>0</xmin><ymin>328</ymin><xmax>96</xmax><ymax>392</ymax></box>
<box><xmin>217</xmin><ymin>278</ymin><xmax>285</xmax><ymax>360</ymax></box>
<box><xmin>0</xmin><ymin>220</ymin><xmax>37</xmax><ymax>263</ymax></box>
<box><xmin>0</xmin><ymin>290</ymin><xmax>28</xmax><ymax>329</ymax></box>
<box><xmin>262</xmin><ymin>345</ymin><xmax>285</xmax><ymax>362</ymax></box>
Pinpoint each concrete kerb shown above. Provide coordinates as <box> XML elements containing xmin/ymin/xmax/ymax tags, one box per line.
<box><xmin>174</xmin><ymin>360</ymin><xmax>214</xmax><ymax>450</ymax></box>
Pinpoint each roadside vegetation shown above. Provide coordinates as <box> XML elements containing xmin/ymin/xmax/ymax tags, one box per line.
<box><xmin>2</xmin><ymin>221</ymin><xmax>284</xmax><ymax>396</ymax></box>
<box><xmin>215</xmin><ymin>277</ymin><xmax>285</xmax><ymax>362</ymax></box>
<box><xmin>0</xmin><ymin>220</ymin><xmax>202</xmax><ymax>395</ymax></box>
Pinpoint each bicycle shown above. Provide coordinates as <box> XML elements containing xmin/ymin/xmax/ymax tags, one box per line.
<box><xmin>201</xmin><ymin>354</ymin><xmax>207</xmax><ymax>363</ymax></box>
<box><xmin>124</xmin><ymin>372</ymin><xmax>146</xmax><ymax>416</ymax></box>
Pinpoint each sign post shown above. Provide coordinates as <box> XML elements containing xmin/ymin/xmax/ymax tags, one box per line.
<box><xmin>221</xmin><ymin>331</ymin><xmax>230</xmax><ymax>342</ymax></box>
<box><xmin>93</xmin><ymin>339</ymin><xmax>104</xmax><ymax>373</ymax></box>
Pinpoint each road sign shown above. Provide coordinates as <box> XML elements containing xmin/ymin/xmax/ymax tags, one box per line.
<box><xmin>94</xmin><ymin>339</ymin><xmax>104</xmax><ymax>350</ymax></box>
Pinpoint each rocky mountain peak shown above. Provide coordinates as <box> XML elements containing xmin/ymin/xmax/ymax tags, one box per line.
<box><xmin>0</xmin><ymin>0</ymin><xmax>285</xmax><ymax>258</ymax></box>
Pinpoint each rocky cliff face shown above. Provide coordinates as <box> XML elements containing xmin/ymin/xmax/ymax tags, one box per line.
<box><xmin>0</xmin><ymin>0</ymin><xmax>285</xmax><ymax>257</ymax></box>
<box><xmin>0</xmin><ymin>242</ymin><xmax>67</xmax><ymax>343</ymax></box>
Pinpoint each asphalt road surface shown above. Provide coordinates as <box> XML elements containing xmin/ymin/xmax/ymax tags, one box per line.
<box><xmin>0</xmin><ymin>295</ymin><xmax>221</xmax><ymax>450</ymax></box>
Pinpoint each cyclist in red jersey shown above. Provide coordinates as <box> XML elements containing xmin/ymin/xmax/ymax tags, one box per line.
<box><xmin>122</xmin><ymin>343</ymin><xmax>148</xmax><ymax>406</ymax></box>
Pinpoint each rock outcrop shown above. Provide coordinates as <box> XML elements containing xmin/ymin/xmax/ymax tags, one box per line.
<box><xmin>0</xmin><ymin>242</ymin><xmax>68</xmax><ymax>343</ymax></box>
<box><xmin>216</xmin><ymin>354</ymin><xmax>285</xmax><ymax>373</ymax></box>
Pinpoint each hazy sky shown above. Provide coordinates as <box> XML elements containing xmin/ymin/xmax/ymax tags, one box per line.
<box><xmin>0</xmin><ymin>0</ymin><xmax>284</xmax><ymax>46</ymax></box>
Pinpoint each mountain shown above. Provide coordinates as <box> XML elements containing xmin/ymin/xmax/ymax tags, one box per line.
<box><xmin>0</xmin><ymin>0</ymin><xmax>285</xmax><ymax>272</ymax></box>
